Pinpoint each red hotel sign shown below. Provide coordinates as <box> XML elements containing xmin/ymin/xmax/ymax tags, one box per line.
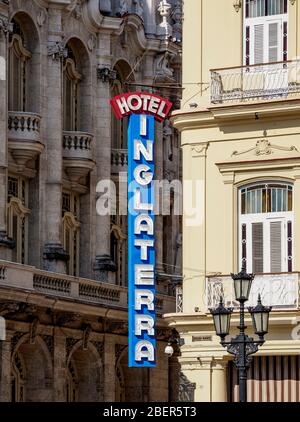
<box><xmin>110</xmin><ymin>92</ymin><xmax>173</xmax><ymax>122</ymax></box>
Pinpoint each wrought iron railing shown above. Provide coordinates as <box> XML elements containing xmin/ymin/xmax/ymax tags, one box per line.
<box><xmin>206</xmin><ymin>272</ymin><xmax>299</xmax><ymax>311</ymax></box>
<box><xmin>211</xmin><ymin>60</ymin><xmax>300</xmax><ymax>104</ymax></box>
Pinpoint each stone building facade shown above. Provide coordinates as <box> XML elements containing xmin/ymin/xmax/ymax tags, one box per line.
<box><xmin>0</xmin><ymin>0</ymin><xmax>182</xmax><ymax>402</ymax></box>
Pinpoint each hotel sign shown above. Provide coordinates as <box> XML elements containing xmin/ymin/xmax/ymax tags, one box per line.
<box><xmin>110</xmin><ymin>93</ymin><xmax>172</xmax><ymax>368</ymax></box>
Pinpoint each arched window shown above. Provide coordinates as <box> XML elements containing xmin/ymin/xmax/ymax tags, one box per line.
<box><xmin>62</xmin><ymin>191</ymin><xmax>80</xmax><ymax>276</ymax></box>
<box><xmin>239</xmin><ymin>182</ymin><xmax>293</xmax><ymax>273</ymax></box>
<box><xmin>63</xmin><ymin>46</ymin><xmax>82</xmax><ymax>131</ymax></box>
<box><xmin>7</xmin><ymin>175</ymin><xmax>30</xmax><ymax>264</ymax></box>
<box><xmin>8</xmin><ymin>20</ymin><xmax>32</xmax><ymax>111</ymax></box>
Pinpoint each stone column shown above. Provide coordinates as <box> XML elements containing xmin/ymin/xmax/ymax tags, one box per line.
<box><xmin>53</xmin><ymin>328</ymin><xmax>66</xmax><ymax>402</ymax></box>
<box><xmin>0</xmin><ymin>9</ymin><xmax>14</xmax><ymax>259</ymax></box>
<box><xmin>103</xmin><ymin>335</ymin><xmax>116</xmax><ymax>402</ymax></box>
<box><xmin>0</xmin><ymin>332</ymin><xmax>12</xmax><ymax>402</ymax></box>
<box><xmin>93</xmin><ymin>30</ymin><xmax>116</xmax><ymax>282</ymax></box>
<box><xmin>43</xmin><ymin>6</ymin><xmax>68</xmax><ymax>273</ymax></box>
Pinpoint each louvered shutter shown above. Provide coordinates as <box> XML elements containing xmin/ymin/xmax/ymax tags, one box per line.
<box><xmin>270</xmin><ymin>221</ymin><xmax>282</xmax><ymax>272</ymax></box>
<box><xmin>254</xmin><ymin>24</ymin><xmax>265</xmax><ymax>64</ymax></box>
<box><xmin>268</xmin><ymin>22</ymin><xmax>280</xmax><ymax>62</ymax></box>
<box><xmin>252</xmin><ymin>223</ymin><xmax>264</xmax><ymax>273</ymax></box>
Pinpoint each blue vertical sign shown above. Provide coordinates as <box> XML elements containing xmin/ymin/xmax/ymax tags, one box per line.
<box><xmin>128</xmin><ymin>114</ymin><xmax>156</xmax><ymax>368</ymax></box>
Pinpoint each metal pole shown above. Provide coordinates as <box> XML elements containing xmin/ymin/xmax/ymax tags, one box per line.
<box><xmin>238</xmin><ymin>301</ymin><xmax>247</xmax><ymax>403</ymax></box>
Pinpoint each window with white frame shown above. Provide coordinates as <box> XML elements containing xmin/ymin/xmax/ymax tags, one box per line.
<box><xmin>239</xmin><ymin>182</ymin><xmax>293</xmax><ymax>274</ymax></box>
<box><xmin>244</xmin><ymin>0</ymin><xmax>288</xmax><ymax>65</ymax></box>
<box><xmin>7</xmin><ymin>175</ymin><xmax>30</xmax><ymax>264</ymax></box>
<box><xmin>62</xmin><ymin>191</ymin><xmax>80</xmax><ymax>276</ymax></box>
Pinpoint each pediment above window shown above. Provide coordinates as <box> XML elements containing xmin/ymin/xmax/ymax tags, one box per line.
<box><xmin>63</xmin><ymin>58</ymin><xmax>82</xmax><ymax>82</ymax></box>
<box><xmin>7</xmin><ymin>197</ymin><xmax>30</xmax><ymax>217</ymax></box>
<box><xmin>9</xmin><ymin>34</ymin><xmax>32</xmax><ymax>61</ymax></box>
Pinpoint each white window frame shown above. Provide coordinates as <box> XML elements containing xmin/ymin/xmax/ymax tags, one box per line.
<box><xmin>238</xmin><ymin>183</ymin><xmax>294</xmax><ymax>274</ymax></box>
<box><xmin>243</xmin><ymin>2</ymin><xmax>288</xmax><ymax>65</ymax></box>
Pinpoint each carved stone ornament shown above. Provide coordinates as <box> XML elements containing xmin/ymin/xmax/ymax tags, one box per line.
<box><xmin>232</xmin><ymin>139</ymin><xmax>299</xmax><ymax>157</ymax></box>
<box><xmin>290</xmin><ymin>0</ymin><xmax>296</xmax><ymax>5</ymax></box>
<box><xmin>37</xmin><ymin>10</ymin><xmax>46</xmax><ymax>27</ymax></box>
<box><xmin>233</xmin><ymin>0</ymin><xmax>242</xmax><ymax>12</ymax></box>
<box><xmin>47</xmin><ymin>42</ymin><xmax>68</xmax><ymax>61</ymax></box>
<box><xmin>0</xmin><ymin>16</ymin><xmax>13</xmax><ymax>36</ymax></box>
<box><xmin>178</xmin><ymin>372</ymin><xmax>196</xmax><ymax>402</ymax></box>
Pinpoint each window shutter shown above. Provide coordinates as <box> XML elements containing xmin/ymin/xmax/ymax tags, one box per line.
<box><xmin>268</xmin><ymin>22</ymin><xmax>279</xmax><ymax>63</ymax></box>
<box><xmin>252</xmin><ymin>223</ymin><xmax>264</xmax><ymax>273</ymax></box>
<box><xmin>254</xmin><ymin>24</ymin><xmax>265</xmax><ymax>64</ymax></box>
<box><xmin>270</xmin><ymin>221</ymin><xmax>282</xmax><ymax>272</ymax></box>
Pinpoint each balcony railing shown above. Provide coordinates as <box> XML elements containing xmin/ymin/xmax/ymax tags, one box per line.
<box><xmin>207</xmin><ymin>272</ymin><xmax>300</xmax><ymax>311</ymax></box>
<box><xmin>211</xmin><ymin>60</ymin><xmax>300</xmax><ymax>104</ymax></box>
<box><xmin>62</xmin><ymin>131</ymin><xmax>93</xmax><ymax>160</ymax></box>
<box><xmin>0</xmin><ymin>261</ymin><xmax>175</xmax><ymax>315</ymax></box>
<box><xmin>62</xmin><ymin>131</ymin><xmax>95</xmax><ymax>182</ymax></box>
<box><xmin>111</xmin><ymin>148</ymin><xmax>128</xmax><ymax>174</ymax></box>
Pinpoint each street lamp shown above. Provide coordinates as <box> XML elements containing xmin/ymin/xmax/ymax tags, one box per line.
<box><xmin>209</xmin><ymin>266</ymin><xmax>272</xmax><ymax>403</ymax></box>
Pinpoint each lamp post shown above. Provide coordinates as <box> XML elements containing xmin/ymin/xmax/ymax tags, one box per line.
<box><xmin>209</xmin><ymin>265</ymin><xmax>272</xmax><ymax>403</ymax></box>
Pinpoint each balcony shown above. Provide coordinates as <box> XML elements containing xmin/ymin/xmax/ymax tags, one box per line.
<box><xmin>206</xmin><ymin>273</ymin><xmax>300</xmax><ymax>311</ymax></box>
<box><xmin>8</xmin><ymin>111</ymin><xmax>44</xmax><ymax>169</ymax></box>
<box><xmin>210</xmin><ymin>60</ymin><xmax>300</xmax><ymax>104</ymax></box>
<box><xmin>111</xmin><ymin>148</ymin><xmax>128</xmax><ymax>174</ymax></box>
<box><xmin>62</xmin><ymin>131</ymin><xmax>95</xmax><ymax>182</ymax></box>
<box><xmin>0</xmin><ymin>260</ymin><xmax>175</xmax><ymax>315</ymax></box>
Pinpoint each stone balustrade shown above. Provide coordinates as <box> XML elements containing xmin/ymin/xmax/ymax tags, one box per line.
<box><xmin>8</xmin><ymin>111</ymin><xmax>43</xmax><ymax>168</ymax></box>
<box><xmin>8</xmin><ymin>111</ymin><xmax>41</xmax><ymax>142</ymax></box>
<box><xmin>111</xmin><ymin>148</ymin><xmax>128</xmax><ymax>174</ymax></box>
<box><xmin>62</xmin><ymin>131</ymin><xmax>95</xmax><ymax>182</ymax></box>
<box><xmin>0</xmin><ymin>261</ymin><xmax>175</xmax><ymax>314</ymax></box>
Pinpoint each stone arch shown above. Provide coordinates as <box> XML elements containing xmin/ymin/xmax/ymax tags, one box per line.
<box><xmin>12</xmin><ymin>334</ymin><xmax>53</xmax><ymax>402</ymax></box>
<box><xmin>116</xmin><ymin>346</ymin><xmax>149</xmax><ymax>402</ymax></box>
<box><xmin>9</xmin><ymin>11</ymin><xmax>41</xmax><ymax>113</ymax></box>
<box><xmin>63</xmin><ymin>36</ymin><xmax>92</xmax><ymax>132</ymax></box>
<box><xmin>67</xmin><ymin>341</ymin><xmax>103</xmax><ymax>402</ymax></box>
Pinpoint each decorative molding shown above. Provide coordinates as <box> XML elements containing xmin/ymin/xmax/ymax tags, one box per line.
<box><xmin>29</xmin><ymin>318</ymin><xmax>39</xmax><ymax>345</ymax></box>
<box><xmin>191</xmin><ymin>143</ymin><xmax>209</xmax><ymax>158</ymax></box>
<box><xmin>233</xmin><ymin>0</ymin><xmax>242</xmax><ymax>12</ymax></box>
<box><xmin>232</xmin><ymin>139</ymin><xmax>298</xmax><ymax>158</ymax></box>
<box><xmin>37</xmin><ymin>9</ymin><xmax>47</xmax><ymax>27</ymax></box>
<box><xmin>82</xmin><ymin>323</ymin><xmax>92</xmax><ymax>351</ymax></box>
<box><xmin>290</xmin><ymin>0</ymin><xmax>296</xmax><ymax>5</ymax></box>
<box><xmin>47</xmin><ymin>41</ymin><xmax>68</xmax><ymax>61</ymax></box>
<box><xmin>87</xmin><ymin>34</ymin><xmax>96</xmax><ymax>52</ymax></box>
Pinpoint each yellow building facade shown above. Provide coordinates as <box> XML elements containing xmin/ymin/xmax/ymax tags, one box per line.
<box><xmin>166</xmin><ymin>0</ymin><xmax>300</xmax><ymax>402</ymax></box>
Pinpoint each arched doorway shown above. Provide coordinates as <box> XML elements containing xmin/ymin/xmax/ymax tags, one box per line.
<box><xmin>12</xmin><ymin>336</ymin><xmax>53</xmax><ymax>402</ymax></box>
<box><xmin>67</xmin><ymin>342</ymin><xmax>103</xmax><ymax>402</ymax></box>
